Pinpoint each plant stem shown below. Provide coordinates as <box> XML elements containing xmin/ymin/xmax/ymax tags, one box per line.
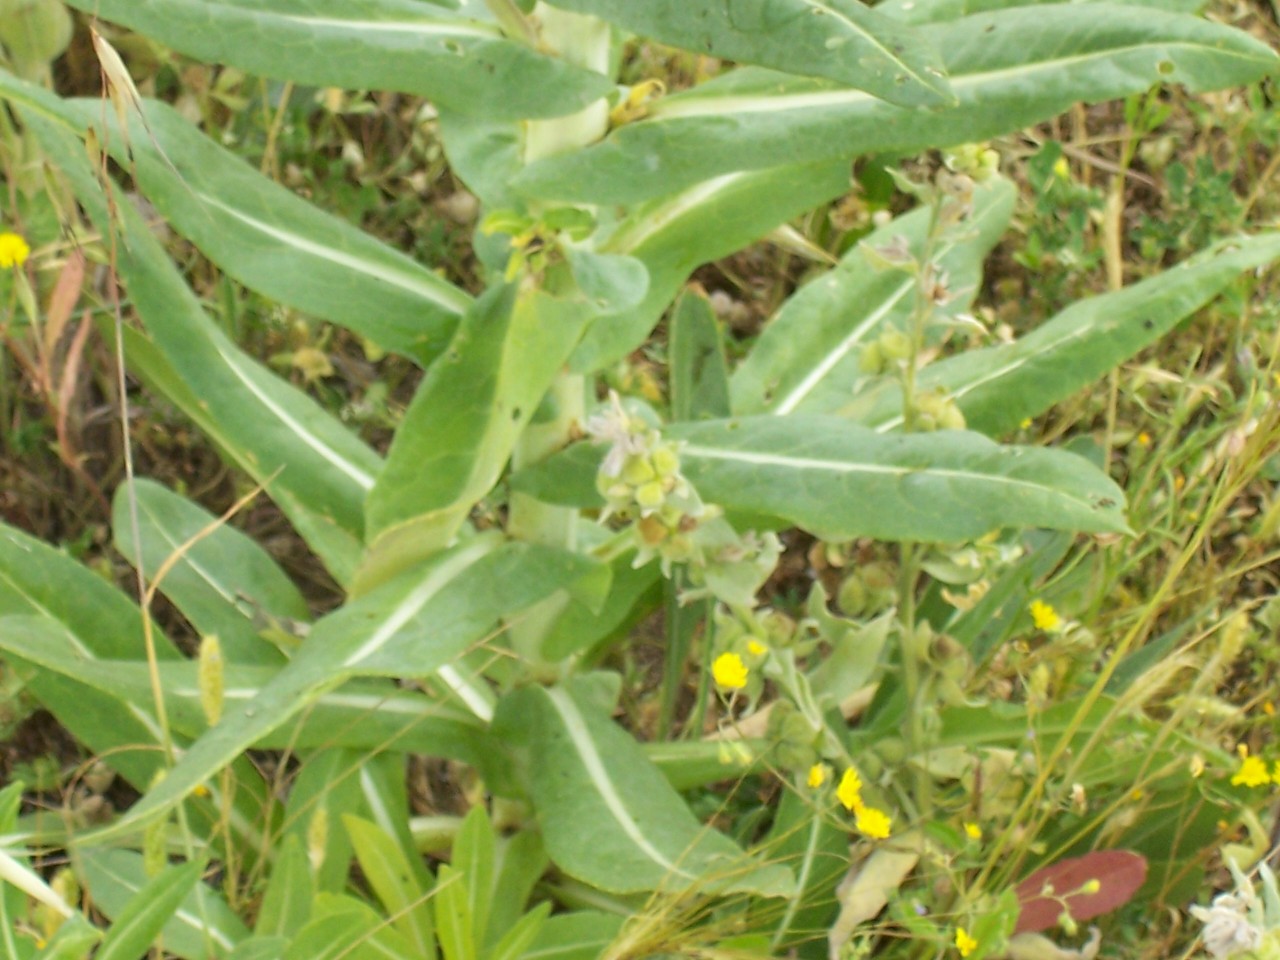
<box><xmin>506</xmin><ymin>5</ymin><xmax>611</xmax><ymax>670</ymax></box>
<box><xmin>484</xmin><ymin>0</ymin><xmax>538</xmax><ymax>46</ymax></box>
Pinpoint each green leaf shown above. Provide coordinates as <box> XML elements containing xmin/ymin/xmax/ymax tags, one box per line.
<box><xmin>486</xmin><ymin>902</ymin><xmax>550</xmax><ymax>960</ymax></box>
<box><xmin>514</xmin><ymin>417</ymin><xmax>1130</xmax><ymax>540</ymax></box>
<box><xmin>731</xmin><ymin>177</ymin><xmax>1014</xmax><ymax>416</ymax></box>
<box><xmin>671</xmin><ymin>418</ymin><xmax>1130</xmax><ymax>540</ymax></box>
<box><xmin>63</xmin><ymin>97</ymin><xmax>470</xmax><ymax>365</ymax></box>
<box><xmin>59</xmin><ymin>0</ymin><xmax>612</xmax><ymax>121</ymax></box>
<box><xmin>76</xmin><ymin>536</ymin><xmax>601</xmax><ymax>846</ymax></box>
<box><xmin>14</xmin><ymin>101</ymin><xmax>381</xmax><ymax>541</ymax></box>
<box><xmin>113</xmin><ymin>478</ymin><xmax>305</xmax><ymax>666</ymax></box>
<box><xmin>344</xmin><ymin>816</ymin><xmax>436</xmax><ymax>957</ymax></box>
<box><xmin>524</xmin><ymin>912</ymin><xmax>625</xmax><ymax>960</ymax></box>
<box><xmin>540</xmin><ymin>0</ymin><xmax>951</xmax><ymax>107</ymax></box>
<box><xmin>435</xmin><ymin>865</ymin><xmax>476</xmax><ymax>960</ymax></box>
<box><xmin>0</xmin><ymin>626</ymin><xmax>492</xmax><ymax>767</ymax></box>
<box><xmin>760</xmin><ymin>789</ymin><xmax>848</xmax><ymax>951</ymax></box>
<box><xmin>492</xmin><ymin>682</ymin><xmax>795</xmax><ymax>896</ymax></box>
<box><xmin>360</xmin><ymin>281</ymin><xmax>595</xmax><ymax>589</ymax></box>
<box><xmin>228</xmin><ymin>937</ymin><xmax>291</xmax><ymax>960</ymax></box>
<box><xmin>854</xmin><ymin>233</ymin><xmax>1280</xmax><ymax>435</ymax></box>
<box><xmin>485</xmin><ymin>831</ymin><xmax>548</xmax><ymax>947</ymax></box>
<box><xmin>284</xmin><ymin>749</ymin><xmax>367</xmax><ymax>892</ymax></box>
<box><xmin>670</xmin><ymin>288</ymin><xmax>731</xmax><ymax>421</ymax></box>
<box><xmin>451</xmin><ymin>806</ymin><xmax>496</xmax><ymax>946</ymax></box>
<box><xmin>514</xmin><ymin>6</ymin><xmax>1277</xmax><ymax>203</ymax></box>
<box><xmin>284</xmin><ymin>894</ymin><xmax>418</xmax><ymax>960</ymax></box>
<box><xmin>81</xmin><ymin>850</ymin><xmax>249</xmax><ymax>960</ymax></box>
<box><xmin>877</xmin><ymin>0</ymin><xmax>1207</xmax><ymax>25</ymax></box>
<box><xmin>541</xmin><ymin>547</ymin><xmax>661</xmax><ymax>662</ymax></box>
<box><xmin>0</xmin><ymin>615</ymin><xmax>273</xmax><ymax>861</ymax></box>
<box><xmin>570</xmin><ymin>159</ymin><xmax>851</xmax><ymax>373</ymax></box>
<box><xmin>94</xmin><ymin>860</ymin><xmax>206</xmax><ymax>960</ymax></box>
<box><xmin>254</xmin><ymin>835</ymin><xmax>313</xmax><ymax>939</ymax></box>
<box><xmin>109</xmin><ymin>325</ymin><xmax>364</xmax><ymax>587</ymax></box>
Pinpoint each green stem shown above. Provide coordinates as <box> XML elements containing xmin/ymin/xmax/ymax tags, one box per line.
<box><xmin>484</xmin><ymin>0</ymin><xmax>538</xmax><ymax>46</ymax></box>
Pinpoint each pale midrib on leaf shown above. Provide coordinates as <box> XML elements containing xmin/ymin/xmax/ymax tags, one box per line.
<box><xmin>275</xmin><ymin>14</ymin><xmax>494</xmax><ymax>40</ymax></box>
<box><xmin>198</xmin><ymin>193</ymin><xmax>472</xmax><ymax>315</ymax></box>
<box><xmin>213</xmin><ymin>341</ymin><xmax>378</xmax><ymax>491</ymax></box>
<box><xmin>544</xmin><ymin>687</ymin><xmax>696</xmax><ymax>882</ymax></box>
<box><xmin>682</xmin><ymin>444</ymin><xmax>1103</xmax><ymax>513</ymax></box>
<box><xmin>654</xmin><ymin>40</ymin><xmax>1266</xmax><ymax>119</ymax></box>
<box><xmin>606</xmin><ymin>172</ymin><xmax>747</xmax><ymax>254</ymax></box>
<box><xmin>101</xmin><ymin>863</ymin><xmax>237</xmax><ymax>951</ymax></box>
<box><xmin>342</xmin><ymin>537</ymin><xmax>493</xmax><ymax>667</ymax></box>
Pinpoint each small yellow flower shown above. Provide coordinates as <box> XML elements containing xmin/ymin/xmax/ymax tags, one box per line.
<box><xmin>712</xmin><ymin>652</ymin><xmax>748</xmax><ymax>690</ymax></box>
<box><xmin>963</xmin><ymin>821</ymin><xmax>982</xmax><ymax>841</ymax></box>
<box><xmin>1265</xmin><ymin>700</ymin><xmax>1276</xmax><ymax>717</ymax></box>
<box><xmin>855</xmin><ymin>805</ymin><xmax>892</xmax><ymax>839</ymax></box>
<box><xmin>808</xmin><ymin>764</ymin><xmax>829</xmax><ymax>789</ymax></box>
<box><xmin>0</xmin><ymin>231</ymin><xmax>30</xmax><ymax>268</ymax></box>
<box><xmin>1231</xmin><ymin>745</ymin><xmax>1271</xmax><ymax>788</ymax></box>
<box><xmin>192</xmin><ymin>783</ymin><xmax>212</xmax><ymax>799</ymax></box>
<box><xmin>747</xmin><ymin>639</ymin><xmax>768</xmax><ymax>658</ymax></box>
<box><xmin>1135</xmin><ymin>431</ymin><xmax>1151</xmax><ymax>448</ymax></box>
<box><xmin>1019</xmin><ymin>417</ymin><xmax>1032</xmax><ymax>430</ymax></box>
<box><xmin>955</xmin><ymin>927</ymin><xmax>979</xmax><ymax>958</ymax></box>
<box><xmin>836</xmin><ymin>767</ymin><xmax>863</xmax><ymax>811</ymax></box>
<box><xmin>1029</xmin><ymin>599</ymin><xmax>1062</xmax><ymax>632</ymax></box>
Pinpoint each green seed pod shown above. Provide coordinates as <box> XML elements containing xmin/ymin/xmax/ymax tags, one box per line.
<box><xmin>858</xmin><ymin>342</ymin><xmax>885</xmax><ymax>375</ymax></box>
<box><xmin>938</xmin><ymin>398</ymin><xmax>967</xmax><ymax>431</ymax></box>
<box><xmin>621</xmin><ymin>454</ymin><xmax>657</xmax><ymax>486</ymax></box>
<box><xmin>651</xmin><ymin>444</ymin><xmax>680</xmax><ymax>477</ymax></box>
<box><xmin>634</xmin><ymin>480</ymin><xmax>666</xmax><ymax>510</ymax></box>
<box><xmin>198</xmin><ymin>634</ymin><xmax>224</xmax><ymax>727</ymax></box>
<box><xmin>878</xmin><ymin>329</ymin><xmax>913</xmax><ymax>363</ymax></box>
<box><xmin>837</xmin><ymin>574</ymin><xmax>869</xmax><ymax>616</ymax></box>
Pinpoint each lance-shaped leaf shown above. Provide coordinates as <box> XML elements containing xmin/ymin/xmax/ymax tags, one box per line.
<box><xmin>17</xmin><ymin>104</ymin><xmax>381</xmax><ymax>542</ymax></box>
<box><xmin>852</xmin><ymin>233</ymin><xmax>1280</xmax><ymax>435</ymax></box>
<box><xmin>540</xmin><ymin>0</ymin><xmax>951</xmax><ymax>107</ymax></box>
<box><xmin>72</xmin><ymin>535</ymin><xmax>603</xmax><ymax>846</ymax></box>
<box><xmin>60</xmin><ymin>0</ymin><xmax>612</xmax><ymax>121</ymax></box>
<box><xmin>113</xmin><ymin>479</ymin><xmax>306</xmax><ymax>666</ymax></box>
<box><xmin>731</xmin><ymin>177</ymin><xmax>1014</xmax><ymax>416</ymax></box>
<box><xmin>513</xmin><ymin>418</ymin><xmax>1129</xmax><ymax>541</ymax></box>
<box><xmin>514</xmin><ymin>5</ymin><xmax>1277</xmax><ymax>204</ymax></box>
<box><xmin>0</xmin><ymin>526</ymin><xmax>267</xmax><ymax>846</ymax></box>
<box><xmin>361</xmin><ymin>277</ymin><xmax>604</xmax><ymax>590</ymax></box>
<box><xmin>93</xmin><ymin>860</ymin><xmax>206</xmax><ymax>960</ymax></box>
<box><xmin>61</xmin><ymin>95</ymin><xmax>470</xmax><ymax>365</ymax></box>
<box><xmin>570</xmin><ymin>158</ymin><xmax>851</xmax><ymax>373</ymax></box>
<box><xmin>82</xmin><ymin>850</ymin><xmax>249</xmax><ymax>960</ymax></box>
<box><xmin>493</xmin><ymin>682</ymin><xmax>796</xmax><ymax>896</ymax></box>
<box><xmin>877</xmin><ymin>0</ymin><xmax>1206</xmax><ymax>25</ymax></box>
<box><xmin>111</xmin><ymin>325</ymin><xmax>364</xmax><ymax>586</ymax></box>
<box><xmin>0</xmin><ymin>625</ymin><xmax>493</xmax><ymax>768</ymax></box>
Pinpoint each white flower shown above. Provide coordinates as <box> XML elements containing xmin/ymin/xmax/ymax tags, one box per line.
<box><xmin>584</xmin><ymin>391</ymin><xmax>648</xmax><ymax>477</ymax></box>
<box><xmin>1191</xmin><ymin>894</ymin><xmax>1264</xmax><ymax>959</ymax></box>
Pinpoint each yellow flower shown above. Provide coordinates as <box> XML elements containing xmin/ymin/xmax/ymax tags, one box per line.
<box><xmin>712</xmin><ymin>652</ymin><xmax>748</xmax><ymax>690</ymax></box>
<box><xmin>1029</xmin><ymin>599</ymin><xmax>1062</xmax><ymax>632</ymax></box>
<box><xmin>0</xmin><ymin>232</ymin><xmax>30</xmax><ymax>268</ymax></box>
<box><xmin>963</xmin><ymin>821</ymin><xmax>982</xmax><ymax>841</ymax></box>
<box><xmin>836</xmin><ymin>767</ymin><xmax>863</xmax><ymax>811</ymax></box>
<box><xmin>807</xmin><ymin>764</ymin><xmax>828</xmax><ymax>789</ymax></box>
<box><xmin>1231</xmin><ymin>745</ymin><xmax>1271</xmax><ymax>788</ymax></box>
<box><xmin>955</xmin><ymin>927</ymin><xmax>978</xmax><ymax>958</ymax></box>
<box><xmin>855</xmin><ymin>805</ymin><xmax>892</xmax><ymax>839</ymax></box>
<box><xmin>747</xmin><ymin>639</ymin><xmax>768</xmax><ymax>658</ymax></box>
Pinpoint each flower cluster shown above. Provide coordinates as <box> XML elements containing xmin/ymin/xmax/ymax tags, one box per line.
<box><xmin>954</xmin><ymin>927</ymin><xmax>979</xmax><ymax>958</ymax></box>
<box><xmin>833</xmin><ymin>766</ymin><xmax>892</xmax><ymax>840</ymax></box>
<box><xmin>585</xmin><ymin>392</ymin><xmax>780</xmax><ymax>607</ymax></box>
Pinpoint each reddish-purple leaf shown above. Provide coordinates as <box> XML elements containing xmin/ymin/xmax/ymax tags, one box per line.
<box><xmin>1013</xmin><ymin>850</ymin><xmax>1148</xmax><ymax>935</ymax></box>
